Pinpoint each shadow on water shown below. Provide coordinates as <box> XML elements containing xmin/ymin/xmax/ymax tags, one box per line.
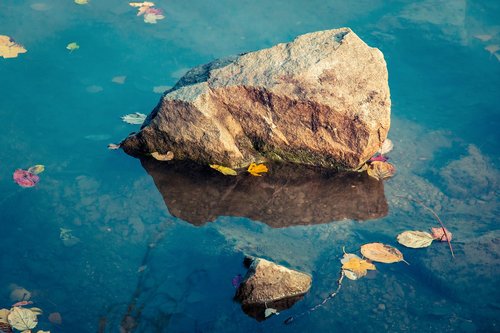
<box><xmin>140</xmin><ymin>158</ymin><xmax>389</xmax><ymax>227</ymax></box>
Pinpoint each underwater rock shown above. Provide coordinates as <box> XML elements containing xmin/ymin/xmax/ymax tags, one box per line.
<box><xmin>121</xmin><ymin>27</ymin><xmax>391</xmax><ymax>170</ymax></box>
<box><xmin>235</xmin><ymin>257</ymin><xmax>312</xmax><ymax>321</ymax></box>
<box><xmin>140</xmin><ymin>159</ymin><xmax>389</xmax><ymax>226</ymax></box>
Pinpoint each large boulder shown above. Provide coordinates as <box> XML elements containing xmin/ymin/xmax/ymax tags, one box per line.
<box><xmin>122</xmin><ymin>27</ymin><xmax>391</xmax><ymax>170</ymax></box>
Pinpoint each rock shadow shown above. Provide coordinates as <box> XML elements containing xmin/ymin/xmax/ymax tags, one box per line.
<box><xmin>140</xmin><ymin>159</ymin><xmax>388</xmax><ymax>227</ymax></box>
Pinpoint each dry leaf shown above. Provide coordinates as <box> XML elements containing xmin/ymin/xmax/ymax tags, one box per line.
<box><xmin>210</xmin><ymin>164</ymin><xmax>237</xmax><ymax>176</ymax></box>
<box><xmin>27</xmin><ymin>165</ymin><xmax>45</xmax><ymax>175</ymax></box>
<box><xmin>37</xmin><ymin>331</ymin><xmax>50</xmax><ymax>333</ymax></box>
<box><xmin>264</xmin><ymin>308</ymin><xmax>278</xmax><ymax>318</ymax></box>
<box><xmin>367</xmin><ymin>161</ymin><xmax>395</xmax><ymax>180</ymax></box>
<box><xmin>48</xmin><ymin>312</ymin><xmax>62</xmax><ymax>325</ymax></box>
<box><xmin>0</xmin><ymin>35</ymin><xmax>27</xmax><ymax>59</ymax></box>
<box><xmin>129</xmin><ymin>1</ymin><xmax>155</xmax><ymax>7</ymax></box>
<box><xmin>7</xmin><ymin>307</ymin><xmax>37</xmax><ymax>331</ymax></box>
<box><xmin>66</xmin><ymin>42</ymin><xmax>79</xmax><ymax>52</ymax></box>
<box><xmin>360</xmin><ymin>243</ymin><xmax>405</xmax><ymax>264</ymax></box>
<box><xmin>74</xmin><ymin>0</ymin><xmax>88</xmax><ymax>4</ymax></box>
<box><xmin>112</xmin><ymin>76</ymin><xmax>126</xmax><ymax>84</ymax></box>
<box><xmin>431</xmin><ymin>227</ymin><xmax>453</xmax><ymax>242</ymax></box>
<box><xmin>151</xmin><ymin>151</ymin><xmax>174</xmax><ymax>161</ymax></box>
<box><xmin>341</xmin><ymin>253</ymin><xmax>375</xmax><ymax>280</ymax></box>
<box><xmin>474</xmin><ymin>34</ymin><xmax>493</xmax><ymax>42</ymax></box>
<box><xmin>247</xmin><ymin>163</ymin><xmax>268</xmax><ymax>176</ymax></box>
<box><xmin>0</xmin><ymin>309</ymin><xmax>10</xmax><ymax>323</ymax></box>
<box><xmin>28</xmin><ymin>308</ymin><xmax>42</xmax><ymax>316</ymax></box>
<box><xmin>378</xmin><ymin>139</ymin><xmax>393</xmax><ymax>155</ymax></box>
<box><xmin>121</xmin><ymin>113</ymin><xmax>146</xmax><ymax>125</ymax></box>
<box><xmin>397</xmin><ymin>230</ymin><xmax>434</xmax><ymax>248</ymax></box>
<box><xmin>107</xmin><ymin>143</ymin><xmax>121</xmax><ymax>150</ymax></box>
<box><xmin>485</xmin><ymin>44</ymin><xmax>500</xmax><ymax>54</ymax></box>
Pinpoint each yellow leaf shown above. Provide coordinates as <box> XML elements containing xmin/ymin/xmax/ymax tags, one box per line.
<box><xmin>367</xmin><ymin>161</ymin><xmax>395</xmax><ymax>180</ymax></box>
<box><xmin>151</xmin><ymin>151</ymin><xmax>174</xmax><ymax>161</ymax></box>
<box><xmin>210</xmin><ymin>164</ymin><xmax>237</xmax><ymax>176</ymax></box>
<box><xmin>0</xmin><ymin>35</ymin><xmax>27</xmax><ymax>59</ymax></box>
<box><xmin>37</xmin><ymin>331</ymin><xmax>51</xmax><ymax>333</ymax></box>
<box><xmin>74</xmin><ymin>0</ymin><xmax>88</xmax><ymax>4</ymax></box>
<box><xmin>341</xmin><ymin>255</ymin><xmax>375</xmax><ymax>280</ymax></box>
<box><xmin>247</xmin><ymin>163</ymin><xmax>268</xmax><ymax>176</ymax></box>
<box><xmin>29</xmin><ymin>307</ymin><xmax>43</xmax><ymax>316</ymax></box>
<box><xmin>66</xmin><ymin>42</ymin><xmax>79</xmax><ymax>52</ymax></box>
<box><xmin>8</xmin><ymin>307</ymin><xmax>37</xmax><ymax>331</ymax></box>
<box><xmin>361</xmin><ymin>243</ymin><xmax>405</xmax><ymax>264</ymax></box>
<box><xmin>0</xmin><ymin>308</ymin><xmax>9</xmax><ymax>324</ymax></box>
<box><xmin>129</xmin><ymin>2</ymin><xmax>155</xmax><ymax>7</ymax></box>
<box><xmin>397</xmin><ymin>230</ymin><xmax>434</xmax><ymax>249</ymax></box>
<box><xmin>27</xmin><ymin>165</ymin><xmax>45</xmax><ymax>175</ymax></box>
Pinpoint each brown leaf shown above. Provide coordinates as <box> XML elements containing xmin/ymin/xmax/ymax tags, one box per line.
<box><xmin>48</xmin><ymin>312</ymin><xmax>62</xmax><ymax>325</ymax></box>
<box><xmin>367</xmin><ymin>161</ymin><xmax>395</xmax><ymax>180</ymax></box>
<box><xmin>151</xmin><ymin>151</ymin><xmax>174</xmax><ymax>161</ymax></box>
<box><xmin>360</xmin><ymin>243</ymin><xmax>405</xmax><ymax>264</ymax></box>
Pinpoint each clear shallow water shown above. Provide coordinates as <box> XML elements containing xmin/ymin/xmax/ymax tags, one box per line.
<box><xmin>1</xmin><ymin>0</ymin><xmax>499</xmax><ymax>332</ymax></box>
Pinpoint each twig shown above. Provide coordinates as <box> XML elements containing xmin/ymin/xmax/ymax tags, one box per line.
<box><xmin>284</xmin><ymin>270</ymin><xmax>345</xmax><ymax>325</ymax></box>
<box><xmin>396</xmin><ymin>195</ymin><xmax>455</xmax><ymax>258</ymax></box>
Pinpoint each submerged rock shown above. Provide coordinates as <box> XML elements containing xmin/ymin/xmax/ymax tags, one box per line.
<box><xmin>122</xmin><ymin>27</ymin><xmax>391</xmax><ymax>170</ymax></box>
<box><xmin>235</xmin><ymin>256</ymin><xmax>312</xmax><ymax>321</ymax></box>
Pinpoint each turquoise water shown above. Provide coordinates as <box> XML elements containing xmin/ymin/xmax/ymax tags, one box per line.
<box><xmin>1</xmin><ymin>0</ymin><xmax>499</xmax><ymax>332</ymax></box>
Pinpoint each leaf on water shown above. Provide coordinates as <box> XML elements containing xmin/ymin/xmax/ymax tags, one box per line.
<box><xmin>340</xmin><ymin>253</ymin><xmax>375</xmax><ymax>280</ymax></box>
<box><xmin>360</xmin><ymin>243</ymin><xmax>405</xmax><ymax>264</ymax></box>
<box><xmin>7</xmin><ymin>307</ymin><xmax>37</xmax><ymax>331</ymax></box>
<box><xmin>209</xmin><ymin>164</ymin><xmax>237</xmax><ymax>176</ymax></box>
<box><xmin>108</xmin><ymin>143</ymin><xmax>121</xmax><ymax>150</ymax></box>
<box><xmin>247</xmin><ymin>163</ymin><xmax>268</xmax><ymax>176</ymax></box>
<box><xmin>151</xmin><ymin>151</ymin><xmax>174</xmax><ymax>161</ymax></box>
<box><xmin>378</xmin><ymin>139</ymin><xmax>393</xmax><ymax>155</ymax></box>
<box><xmin>13</xmin><ymin>169</ymin><xmax>40</xmax><ymax>188</ymax></box>
<box><xmin>28</xmin><ymin>308</ymin><xmax>42</xmax><ymax>316</ymax></box>
<box><xmin>27</xmin><ymin>165</ymin><xmax>45</xmax><ymax>175</ymax></box>
<box><xmin>11</xmin><ymin>301</ymin><xmax>32</xmax><ymax>308</ymax></box>
<box><xmin>397</xmin><ymin>230</ymin><xmax>434</xmax><ymax>249</ymax></box>
<box><xmin>48</xmin><ymin>312</ymin><xmax>62</xmax><ymax>325</ymax></box>
<box><xmin>0</xmin><ymin>35</ymin><xmax>27</xmax><ymax>59</ymax></box>
<box><xmin>9</xmin><ymin>285</ymin><xmax>31</xmax><ymax>302</ymax></box>
<box><xmin>112</xmin><ymin>76</ymin><xmax>126</xmax><ymax>84</ymax></box>
<box><xmin>0</xmin><ymin>309</ymin><xmax>10</xmax><ymax>323</ymax></box>
<box><xmin>37</xmin><ymin>331</ymin><xmax>50</xmax><ymax>333</ymax></box>
<box><xmin>264</xmin><ymin>308</ymin><xmax>278</xmax><ymax>318</ymax></box>
<box><xmin>121</xmin><ymin>112</ymin><xmax>147</xmax><ymax>125</ymax></box>
<box><xmin>129</xmin><ymin>1</ymin><xmax>155</xmax><ymax>7</ymax></box>
<box><xmin>431</xmin><ymin>227</ymin><xmax>453</xmax><ymax>242</ymax></box>
<box><xmin>60</xmin><ymin>228</ymin><xmax>80</xmax><ymax>247</ymax></box>
<box><xmin>485</xmin><ymin>44</ymin><xmax>500</xmax><ymax>54</ymax></box>
<box><xmin>143</xmin><ymin>9</ymin><xmax>165</xmax><ymax>24</ymax></box>
<box><xmin>66</xmin><ymin>42</ymin><xmax>79</xmax><ymax>52</ymax></box>
<box><xmin>367</xmin><ymin>161</ymin><xmax>395</xmax><ymax>180</ymax></box>
<box><xmin>74</xmin><ymin>0</ymin><xmax>88</xmax><ymax>4</ymax></box>
<box><xmin>474</xmin><ymin>34</ymin><xmax>493</xmax><ymax>42</ymax></box>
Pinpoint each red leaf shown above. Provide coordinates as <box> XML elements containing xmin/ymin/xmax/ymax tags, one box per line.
<box><xmin>431</xmin><ymin>227</ymin><xmax>453</xmax><ymax>242</ymax></box>
<box><xmin>13</xmin><ymin>169</ymin><xmax>39</xmax><ymax>188</ymax></box>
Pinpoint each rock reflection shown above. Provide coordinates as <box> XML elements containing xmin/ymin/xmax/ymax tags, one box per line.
<box><xmin>141</xmin><ymin>159</ymin><xmax>388</xmax><ymax>227</ymax></box>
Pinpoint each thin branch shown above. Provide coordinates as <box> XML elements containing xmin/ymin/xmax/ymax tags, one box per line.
<box><xmin>396</xmin><ymin>195</ymin><xmax>455</xmax><ymax>258</ymax></box>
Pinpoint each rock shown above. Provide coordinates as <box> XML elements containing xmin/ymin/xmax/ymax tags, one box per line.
<box><xmin>141</xmin><ymin>159</ymin><xmax>388</xmax><ymax>226</ymax></box>
<box><xmin>235</xmin><ymin>256</ymin><xmax>312</xmax><ymax>320</ymax></box>
<box><xmin>122</xmin><ymin>27</ymin><xmax>391</xmax><ymax>170</ymax></box>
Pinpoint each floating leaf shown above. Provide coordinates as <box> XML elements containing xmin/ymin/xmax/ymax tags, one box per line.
<box><xmin>360</xmin><ymin>243</ymin><xmax>405</xmax><ymax>264</ymax></box>
<box><xmin>74</xmin><ymin>0</ymin><xmax>88</xmax><ymax>4</ymax></box>
<box><xmin>121</xmin><ymin>112</ymin><xmax>147</xmax><ymax>125</ymax></box>
<box><xmin>107</xmin><ymin>143</ymin><xmax>121</xmax><ymax>150</ymax></box>
<box><xmin>48</xmin><ymin>312</ymin><xmax>61</xmax><ymax>325</ymax></box>
<box><xmin>247</xmin><ymin>163</ymin><xmax>268</xmax><ymax>176</ymax></box>
<box><xmin>367</xmin><ymin>161</ymin><xmax>395</xmax><ymax>180</ymax></box>
<box><xmin>431</xmin><ymin>227</ymin><xmax>453</xmax><ymax>242</ymax></box>
<box><xmin>28</xmin><ymin>308</ymin><xmax>42</xmax><ymax>316</ymax></box>
<box><xmin>60</xmin><ymin>228</ymin><xmax>80</xmax><ymax>247</ymax></box>
<box><xmin>11</xmin><ymin>301</ymin><xmax>32</xmax><ymax>308</ymax></box>
<box><xmin>7</xmin><ymin>307</ymin><xmax>37</xmax><ymax>331</ymax></box>
<box><xmin>210</xmin><ymin>164</ymin><xmax>237</xmax><ymax>176</ymax></box>
<box><xmin>66</xmin><ymin>42</ymin><xmax>79</xmax><ymax>52</ymax></box>
<box><xmin>37</xmin><ymin>331</ymin><xmax>50</xmax><ymax>333</ymax></box>
<box><xmin>0</xmin><ymin>35</ymin><xmax>27</xmax><ymax>59</ymax></box>
<box><xmin>151</xmin><ymin>151</ymin><xmax>174</xmax><ymax>161</ymax></box>
<box><xmin>13</xmin><ymin>169</ymin><xmax>40</xmax><ymax>188</ymax></box>
<box><xmin>369</xmin><ymin>155</ymin><xmax>389</xmax><ymax>163</ymax></box>
<box><xmin>264</xmin><ymin>308</ymin><xmax>278</xmax><ymax>318</ymax></box>
<box><xmin>397</xmin><ymin>230</ymin><xmax>434</xmax><ymax>248</ymax></box>
<box><xmin>340</xmin><ymin>253</ymin><xmax>375</xmax><ymax>280</ymax></box>
<box><xmin>143</xmin><ymin>9</ymin><xmax>165</xmax><ymax>24</ymax></box>
<box><xmin>112</xmin><ymin>76</ymin><xmax>126</xmax><ymax>84</ymax></box>
<box><xmin>129</xmin><ymin>1</ymin><xmax>155</xmax><ymax>7</ymax></box>
<box><xmin>485</xmin><ymin>44</ymin><xmax>500</xmax><ymax>54</ymax></box>
<box><xmin>0</xmin><ymin>309</ymin><xmax>9</xmax><ymax>323</ymax></box>
<box><xmin>9</xmin><ymin>285</ymin><xmax>31</xmax><ymax>302</ymax></box>
<box><xmin>27</xmin><ymin>165</ymin><xmax>45</xmax><ymax>175</ymax></box>
<box><xmin>474</xmin><ymin>34</ymin><xmax>493</xmax><ymax>42</ymax></box>
<box><xmin>378</xmin><ymin>139</ymin><xmax>393</xmax><ymax>155</ymax></box>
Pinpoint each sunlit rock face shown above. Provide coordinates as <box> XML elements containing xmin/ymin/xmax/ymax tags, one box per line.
<box><xmin>122</xmin><ymin>27</ymin><xmax>391</xmax><ymax>170</ymax></box>
<box><xmin>140</xmin><ymin>159</ymin><xmax>388</xmax><ymax>227</ymax></box>
<box><xmin>235</xmin><ymin>256</ymin><xmax>312</xmax><ymax>321</ymax></box>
